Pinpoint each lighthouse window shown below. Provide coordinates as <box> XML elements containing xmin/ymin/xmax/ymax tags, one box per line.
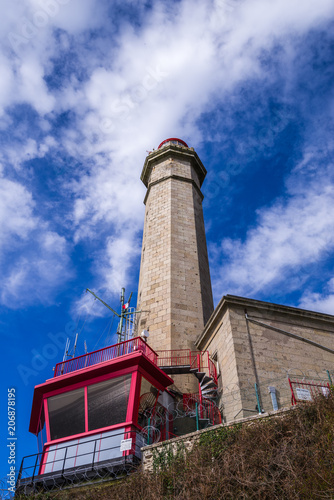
<box><xmin>88</xmin><ymin>374</ymin><xmax>132</xmax><ymax>431</ymax></box>
<box><xmin>48</xmin><ymin>388</ymin><xmax>85</xmax><ymax>440</ymax></box>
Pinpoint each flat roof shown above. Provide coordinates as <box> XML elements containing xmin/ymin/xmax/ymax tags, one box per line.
<box><xmin>196</xmin><ymin>294</ymin><xmax>334</xmax><ymax>349</ymax></box>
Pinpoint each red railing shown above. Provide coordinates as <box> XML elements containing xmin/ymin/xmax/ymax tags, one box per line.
<box><xmin>183</xmin><ymin>393</ymin><xmax>221</xmax><ymax>426</ymax></box>
<box><xmin>156</xmin><ymin>349</ymin><xmax>195</xmax><ymax>367</ymax></box>
<box><xmin>54</xmin><ymin>339</ymin><xmax>218</xmax><ymax>384</ymax></box>
<box><xmin>156</xmin><ymin>349</ymin><xmax>218</xmax><ymax>384</ymax></box>
<box><xmin>288</xmin><ymin>378</ymin><xmax>331</xmax><ymax>405</ymax></box>
<box><xmin>54</xmin><ymin>337</ymin><xmax>158</xmax><ymax>377</ymax></box>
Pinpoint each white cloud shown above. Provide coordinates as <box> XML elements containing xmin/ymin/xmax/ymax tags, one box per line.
<box><xmin>0</xmin><ymin>0</ymin><xmax>334</xmax><ymax>308</ymax></box>
<box><xmin>0</xmin><ymin>136</ymin><xmax>57</xmax><ymax>171</ymax></box>
<box><xmin>210</xmin><ymin>148</ymin><xmax>334</xmax><ymax>299</ymax></box>
<box><xmin>18</xmin><ymin>58</ymin><xmax>55</xmax><ymax>114</ymax></box>
<box><xmin>72</xmin><ymin>289</ymin><xmax>109</xmax><ymax>320</ymax></box>
<box><xmin>0</xmin><ymin>177</ymin><xmax>37</xmax><ymax>246</ymax></box>
<box><xmin>0</xmin><ymin>230</ymin><xmax>73</xmax><ymax>307</ymax></box>
<box><xmin>72</xmin><ymin>163</ymin><xmax>145</xmax><ymax>240</ymax></box>
<box><xmin>72</xmin><ymin>231</ymin><xmax>141</xmax><ymax>318</ymax></box>
<box><xmin>0</xmin><ymin>173</ymin><xmax>73</xmax><ymax>307</ymax></box>
<box><xmin>299</xmin><ymin>278</ymin><xmax>334</xmax><ymax>314</ymax></box>
<box><xmin>101</xmin><ymin>232</ymin><xmax>141</xmax><ymax>292</ymax></box>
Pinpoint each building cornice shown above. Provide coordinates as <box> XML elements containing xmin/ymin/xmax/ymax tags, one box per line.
<box><xmin>196</xmin><ymin>294</ymin><xmax>334</xmax><ymax>349</ymax></box>
<box><xmin>141</xmin><ymin>144</ymin><xmax>207</xmax><ymax>187</ymax></box>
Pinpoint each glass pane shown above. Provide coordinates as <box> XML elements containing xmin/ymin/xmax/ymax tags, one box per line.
<box><xmin>37</xmin><ymin>407</ymin><xmax>46</xmax><ymax>455</ymax></box>
<box><xmin>48</xmin><ymin>388</ymin><xmax>85</xmax><ymax>440</ymax></box>
<box><xmin>88</xmin><ymin>375</ymin><xmax>132</xmax><ymax>431</ymax></box>
<box><xmin>138</xmin><ymin>377</ymin><xmax>159</xmax><ymax>428</ymax></box>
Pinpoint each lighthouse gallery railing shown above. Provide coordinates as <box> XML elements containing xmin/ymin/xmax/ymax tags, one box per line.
<box><xmin>54</xmin><ymin>337</ymin><xmax>158</xmax><ymax>377</ymax></box>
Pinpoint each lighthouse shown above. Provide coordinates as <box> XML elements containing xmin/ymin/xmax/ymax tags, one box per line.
<box><xmin>137</xmin><ymin>138</ymin><xmax>214</xmax><ymax>393</ymax></box>
<box><xmin>137</xmin><ymin>139</ymin><xmax>214</xmax><ymax>353</ymax></box>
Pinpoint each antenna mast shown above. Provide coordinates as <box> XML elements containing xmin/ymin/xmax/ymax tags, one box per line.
<box><xmin>86</xmin><ymin>288</ymin><xmax>141</xmax><ymax>343</ymax></box>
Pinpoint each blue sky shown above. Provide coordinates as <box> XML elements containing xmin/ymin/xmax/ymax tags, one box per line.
<box><xmin>1</xmin><ymin>0</ymin><xmax>334</xmax><ymax>490</ymax></box>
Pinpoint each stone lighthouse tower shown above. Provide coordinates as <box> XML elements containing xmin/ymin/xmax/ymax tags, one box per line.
<box><xmin>137</xmin><ymin>138</ymin><xmax>214</xmax><ymax>358</ymax></box>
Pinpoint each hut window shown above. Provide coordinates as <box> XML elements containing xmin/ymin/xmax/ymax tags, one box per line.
<box><xmin>48</xmin><ymin>388</ymin><xmax>85</xmax><ymax>440</ymax></box>
<box><xmin>87</xmin><ymin>374</ymin><xmax>132</xmax><ymax>431</ymax></box>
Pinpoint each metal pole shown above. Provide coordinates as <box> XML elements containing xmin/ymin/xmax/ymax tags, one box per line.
<box><xmin>31</xmin><ymin>454</ymin><xmax>39</xmax><ymax>483</ymax></box>
<box><xmin>288</xmin><ymin>378</ymin><xmax>297</xmax><ymax>405</ymax></box>
<box><xmin>61</xmin><ymin>447</ymin><xmax>68</xmax><ymax>476</ymax></box>
<box><xmin>17</xmin><ymin>458</ymin><xmax>24</xmax><ymax>487</ymax></box>
<box><xmin>245</xmin><ymin>313</ymin><xmax>264</xmax><ymax>413</ymax></box>
<box><xmin>147</xmin><ymin>418</ymin><xmax>151</xmax><ymax>445</ymax></box>
<box><xmin>326</xmin><ymin>369</ymin><xmax>333</xmax><ymax>386</ymax></box>
<box><xmin>255</xmin><ymin>383</ymin><xmax>262</xmax><ymax>414</ymax></box>
<box><xmin>118</xmin><ymin>288</ymin><xmax>125</xmax><ymax>343</ymax></box>
<box><xmin>195</xmin><ymin>403</ymin><xmax>199</xmax><ymax>431</ymax></box>
<box><xmin>92</xmin><ymin>440</ymin><xmax>97</xmax><ymax>470</ymax></box>
<box><xmin>197</xmin><ymin>353</ymin><xmax>201</xmax><ymax>372</ymax></box>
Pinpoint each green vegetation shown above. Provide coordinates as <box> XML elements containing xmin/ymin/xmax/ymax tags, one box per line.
<box><xmin>17</xmin><ymin>392</ymin><xmax>334</xmax><ymax>499</ymax></box>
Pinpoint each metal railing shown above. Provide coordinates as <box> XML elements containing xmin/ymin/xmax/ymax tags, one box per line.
<box><xmin>156</xmin><ymin>349</ymin><xmax>193</xmax><ymax>367</ymax></box>
<box><xmin>17</xmin><ymin>428</ymin><xmax>141</xmax><ymax>491</ymax></box>
<box><xmin>54</xmin><ymin>337</ymin><xmax>158</xmax><ymax>377</ymax></box>
<box><xmin>156</xmin><ymin>349</ymin><xmax>218</xmax><ymax>384</ymax></box>
<box><xmin>182</xmin><ymin>394</ymin><xmax>222</xmax><ymax>426</ymax></box>
<box><xmin>288</xmin><ymin>378</ymin><xmax>331</xmax><ymax>405</ymax></box>
<box><xmin>54</xmin><ymin>337</ymin><xmax>218</xmax><ymax>385</ymax></box>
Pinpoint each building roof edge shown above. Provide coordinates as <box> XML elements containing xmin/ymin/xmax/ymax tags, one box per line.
<box><xmin>196</xmin><ymin>294</ymin><xmax>334</xmax><ymax>349</ymax></box>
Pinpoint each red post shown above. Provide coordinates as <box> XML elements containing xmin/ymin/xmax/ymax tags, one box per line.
<box><xmin>288</xmin><ymin>378</ymin><xmax>297</xmax><ymax>405</ymax></box>
<box><xmin>197</xmin><ymin>353</ymin><xmax>201</xmax><ymax>372</ymax></box>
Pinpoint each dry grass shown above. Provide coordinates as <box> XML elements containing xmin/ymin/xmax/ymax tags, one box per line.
<box><xmin>19</xmin><ymin>392</ymin><xmax>334</xmax><ymax>499</ymax></box>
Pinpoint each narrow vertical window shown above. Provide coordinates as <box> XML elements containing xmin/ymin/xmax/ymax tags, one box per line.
<box><xmin>87</xmin><ymin>375</ymin><xmax>132</xmax><ymax>431</ymax></box>
<box><xmin>48</xmin><ymin>388</ymin><xmax>85</xmax><ymax>440</ymax></box>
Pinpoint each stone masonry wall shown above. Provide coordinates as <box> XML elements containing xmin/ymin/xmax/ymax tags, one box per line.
<box><xmin>137</xmin><ymin>146</ymin><xmax>214</xmax><ymax>394</ymax></box>
<box><xmin>141</xmin><ymin>407</ymin><xmax>291</xmax><ymax>472</ymax></box>
<box><xmin>230</xmin><ymin>303</ymin><xmax>334</xmax><ymax>416</ymax></box>
<box><xmin>198</xmin><ymin>298</ymin><xmax>334</xmax><ymax>422</ymax></box>
<box><xmin>196</xmin><ymin>306</ymin><xmax>243</xmax><ymax>422</ymax></box>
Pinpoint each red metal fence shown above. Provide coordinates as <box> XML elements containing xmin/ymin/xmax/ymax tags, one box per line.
<box><xmin>54</xmin><ymin>337</ymin><xmax>158</xmax><ymax>377</ymax></box>
<box><xmin>156</xmin><ymin>349</ymin><xmax>193</xmax><ymax>367</ymax></box>
<box><xmin>54</xmin><ymin>338</ymin><xmax>218</xmax><ymax>384</ymax></box>
<box><xmin>288</xmin><ymin>378</ymin><xmax>331</xmax><ymax>405</ymax></box>
<box><xmin>156</xmin><ymin>349</ymin><xmax>218</xmax><ymax>384</ymax></box>
<box><xmin>183</xmin><ymin>393</ymin><xmax>221</xmax><ymax>426</ymax></box>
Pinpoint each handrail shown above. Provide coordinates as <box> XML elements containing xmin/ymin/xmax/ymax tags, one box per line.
<box><xmin>54</xmin><ymin>340</ymin><xmax>218</xmax><ymax>384</ymax></box>
<box><xmin>54</xmin><ymin>337</ymin><xmax>158</xmax><ymax>377</ymax></box>
<box><xmin>156</xmin><ymin>349</ymin><xmax>218</xmax><ymax>384</ymax></box>
<box><xmin>182</xmin><ymin>393</ymin><xmax>221</xmax><ymax>425</ymax></box>
<box><xmin>16</xmin><ymin>427</ymin><xmax>141</xmax><ymax>487</ymax></box>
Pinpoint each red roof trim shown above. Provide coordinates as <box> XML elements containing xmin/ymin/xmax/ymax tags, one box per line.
<box><xmin>158</xmin><ymin>138</ymin><xmax>188</xmax><ymax>149</ymax></box>
<box><xmin>29</xmin><ymin>351</ymin><xmax>173</xmax><ymax>435</ymax></box>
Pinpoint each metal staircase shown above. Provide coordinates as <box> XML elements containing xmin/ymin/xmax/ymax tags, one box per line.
<box><xmin>155</xmin><ymin>349</ymin><xmax>220</xmax><ymax>429</ymax></box>
<box><xmin>156</xmin><ymin>348</ymin><xmax>219</xmax><ymax>404</ymax></box>
<box><xmin>191</xmin><ymin>369</ymin><xmax>218</xmax><ymax>403</ymax></box>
